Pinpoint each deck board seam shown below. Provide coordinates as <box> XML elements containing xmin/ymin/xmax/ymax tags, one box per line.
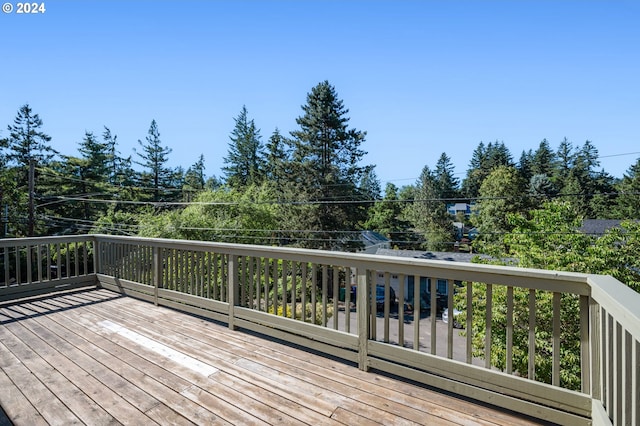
<box><xmin>3</xmin><ymin>302</ymin><xmax>161</xmax><ymax>425</ymax></box>
<box><xmin>40</xmin><ymin>296</ymin><xmax>332</xmax><ymax>425</ymax></box>
<box><xmin>92</xmin><ymin>291</ymin><xmax>517</xmax><ymax>426</ymax></box>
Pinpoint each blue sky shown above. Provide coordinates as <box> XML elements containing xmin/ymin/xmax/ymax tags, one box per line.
<box><xmin>1</xmin><ymin>0</ymin><xmax>639</xmax><ymax>187</ymax></box>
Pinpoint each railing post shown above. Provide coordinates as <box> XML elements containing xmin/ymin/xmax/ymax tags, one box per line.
<box><xmin>153</xmin><ymin>246</ymin><xmax>161</xmax><ymax>306</ymax></box>
<box><xmin>589</xmin><ymin>297</ymin><xmax>602</xmax><ymax>402</ymax></box>
<box><xmin>579</xmin><ymin>295</ymin><xmax>591</xmax><ymax>394</ymax></box>
<box><xmin>93</xmin><ymin>238</ymin><xmax>101</xmax><ymax>286</ymax></box>
<box><xmin>228</xmin><ymin>255</ymin><xmax>238</xmax><ymax>330</ymax></box>
<box><xmin>357</xmin><ymin>267</ymin><xmax>369</xmax><ymax>371</ymax></box>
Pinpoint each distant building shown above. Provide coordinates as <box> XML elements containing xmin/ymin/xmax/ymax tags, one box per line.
<box><xmin>580</xmin><ymin>219</ymin><xmax>623</xmax><ymax>236</ymax></box>
<box><xmin>358</xmin><ymin>231</ymin><xmax>391</xmax><ymax>254</ymax></box>
<box><xmin>446</xmin><ymin>202</ymin><xmax>473</xmax><ymax>217</ymax></box>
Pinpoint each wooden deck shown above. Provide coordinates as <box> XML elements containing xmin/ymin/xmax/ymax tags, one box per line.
<box><xmin>0</xmin><ymin>288</ymin><xmax>548</xmax><ymax>426</ymax></box>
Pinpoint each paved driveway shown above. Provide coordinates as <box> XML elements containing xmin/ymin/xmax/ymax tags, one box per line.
<box><xmin>335</xmin><ymin>306</ymin><xmax>485</xmax><ymax>366</ymax></box>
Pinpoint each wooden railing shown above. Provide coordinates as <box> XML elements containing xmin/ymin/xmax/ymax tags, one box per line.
<box><xmin>0</xmin><ymin>235</ymin><xmax>95</xmax><ymax>302</ymax></box>
<box><xmin>1</xmin><ymin>235</ymin><xmax>638</xmax><ymax>425</ymax></box>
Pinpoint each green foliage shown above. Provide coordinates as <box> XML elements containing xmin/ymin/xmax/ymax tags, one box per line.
<box><xmin>134</xmin><ymin>120</ymin><xmax>175</xmax><ymax>202</ymax></box>
<box><xmin>457</xmin><ymin>283</ymin><xmax>582</xmax><ymax>390</ymax></box>
<box><xmin>462</xmin><ymin>141</ymin><xmax>513</xmax><ymax>198</ymax></box>
<box><xmin>268</xmin><ymin>272</ymin><xmax>315</xmax><ymax>304</ymax></box>
<box><xmin>614</xmin><ymin>157</ymin><xmax>640</xmax><ymax>219</ymax></box>
<box><xmin>138</xmin><ymin>183</ymin><xmax>279</xmax><ymax>244</ymax></box>
<box><xmin>434</xmin><ymin>152</ymin><xmax>460</xmax><ymax>199</ymax></box>
<box><xmin>531</xmin><ymin>139</ymin><xmax>556</xmax><ymax>176</ymax></box>
<box><xmin>284</xmin><ymin>81</ymin><xmax>371</xmax><ymax>249</ymax></box>
<box><xmin>91</xmin><ymin>206</ymin><xmax>142</xmax><ymax>235</ymax></box>
<box><xmin>5</xmin><ymin>104</ymin><xmax>56</xmax><ymax>236</ymax></box>
<box><xmin>365</xmin><ymin>183</ymin><xmax>409</xmax><ymax>243</ymax></box>
<box><xmin>183</xmin><ymin>154</ymin><xmax>206</xmax><ymax>201</ymax></box>
<box><xmin>528</xmin><ymin>174</ymin><xmax>557</xmax><ymax>202</ymax></box>
<box><xmin>223</xmin><ymin>106</ymin><xmax>265</xmax><ymax>188</ymax></box>
<box><xmin>473</xmin><ymin>166</ymin><xmax>526</xmax><ymax>247</ymax></box>
<box><xmin>7</xmin><ymin>104</ymin><xmax>56</xmax><ymax>179</ymax></box>
<box><xmin>264</xmin><ymin>127</ymin><xmax>289</xmax><ymax>185</ymax></box>
<box><xmin>588</xmin><ymin>220</ymin><xmax>640</xmax><ymax>292</ymax></box>
<box><xmin>465</xmin><ymin>200</ymin><xmax>640</xmax><ymax>391</ymax></box>
<box><xmin>403</xmin><ymin>165</ymin><xmax>456</xmax><ymax>251</ymax></box>
<box><xmin>268</xmin><ymin>302</ymin><xmax>333</xmax><ymax>326</ymax></box>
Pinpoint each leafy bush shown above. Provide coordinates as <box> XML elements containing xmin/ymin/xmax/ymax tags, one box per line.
<box><xmin>268</xmin><ymin>302</ymin><xmax>333</xmax><ymax>326</ymax></box>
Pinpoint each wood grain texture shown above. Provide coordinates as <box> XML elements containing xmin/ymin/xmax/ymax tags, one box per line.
<box><xmin>0</xmin><ymin>288</ymin><xmax>546</xmax><ymax>426</ymax></box>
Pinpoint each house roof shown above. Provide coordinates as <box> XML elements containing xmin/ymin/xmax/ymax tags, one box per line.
<box><xmin>361</xmin><ymin>230</ymin><xmax>390</xmax><ymax>245</ymax></box>
<box><xmin>375</xmin><ymin>248</ymin><xmax>485</xmax><ymax>263</ymax></box>
<box><xmin>580</xmin><ymin>219</ymin><xmax>623</xmax><ymax>236</ymax></box>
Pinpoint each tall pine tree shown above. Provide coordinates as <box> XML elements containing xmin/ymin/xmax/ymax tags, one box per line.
<box><xmin>434</xmin><ymin>152</ymin><xmax>460</xmax><ymax>199</ymax></box>
<box><xmin>285</xmin><ymin>81</ymin><xmax>370</xmax><ymax>249</ymax></box>
<box><xmin>615</xmin><ymin>158</ymin><xmax>640</xmax><ymax>219</ymax></box>
<box><xmin>404</xmin><ymin>166</ymin><xmax>456</xmax><ymax>251</ymax></box>
<box><xmin>6</xmin><ymin>104</ymin><xmax>56</xmax><ymax>236</ymax></box>
<box><xmin>134</xmin><ymin>120</ymin><xmax>174</xmax><ymax>202</ymax></box>
<box><xmin>222</xmin><ymin>106</ymin><xmax>265</xmax><ymax>188</ymax></box>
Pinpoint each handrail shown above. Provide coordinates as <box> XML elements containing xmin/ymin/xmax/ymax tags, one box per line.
<box><xmin>1</xmin><ymin>234</ymin><xmax>638</xmax><ymax>425</ymax></box>
<box><xmin>588</xmin><ymin>274</ymin><xmax>640</xmax><ymax>340</ymax></box>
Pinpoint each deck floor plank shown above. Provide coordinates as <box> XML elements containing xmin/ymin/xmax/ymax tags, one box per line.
<box><xmin>0</xmin><ymin>332</ymin><xmax>83</xmax><ymax>425</ymax></box>
<box><xmin>0</xmin><ymin>355</ymin><xmax>49</xmax><ymax>426</ymax></box>
<box><xmin>96</xmin><ymin>290</ymin><xmax>519</xmax><ymax>426</ymax></box>
<box><xmin>2</xmin><ymin>302</ymin><xmax>160</xmax><ymax>425</ymax></box>
<box><xmin>21</xmin><ymin>298</ymin><xmax>255</xmax><ymax>426</ymax></box>
<box><xmin>0</xmin><ymin>289</ymin><xmax>547</xmax><ymax>426</ymax></box>
<box><xmin>32</xmin><ymin>295</ymin><xmax>322</xmax><ymax>426</ymax></box>
<box><xmin>0</xmin><ymin>322</ymin><xmax>117</xmax><ymax>425</ymax></box>
<box><xmin>18</xmin><ymin>298</ymin><xmax>226</xmax><ymax>426</ymax></box>
<box><xmin>63</xmin><ymin>293</ymin><xmax>347</xmax><ymax>423</ymax></box>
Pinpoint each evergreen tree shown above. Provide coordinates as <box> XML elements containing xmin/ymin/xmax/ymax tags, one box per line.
<box><xmin>0</xmin><ymin>136</ymin><xmax>16</xmax><ymax>236</ymax></box>
<box><xmin>102</xmin><ymin>126</ymin><xmax>122</xmax><ymax>186</ymax></box>
<box><xmin>184</xmin><ymin>155</ymin><xmax>205</xmax><ymax>189</ymax></box>
<box><xmin>560</xmin><ymin>140</ymin><xmax>612</xmax><ymax>217</ymax></box>
<box><xmin>554</xmin><ymin>137</ymin><xmax>574</xmax><ymax>187</ymax></box>
<box><xmin>531</xmin><ymin>139</ymin><xmax>556</xmax><ymax>176</ymax></box>
<box><xmin>222</xmin><ymin>106</ymin><xmax>265</xmax><ymax>188</ymax></box>
<box><xmin>100</xmin><ymin>126</ymin><xmax>139</xmax><ymax>206</ymax></box>
<box><xmin>516</xmin><ymin>149</ymin><xmax>534</xmax><ymax>184</ymax></box>
<box><xmin>113</xmin><ymin>155</ymin><xmax>138</xmax><ymax>206</ymax></box>
<box><xmin>264</xmin><ymin>128</ymin><xmax>289</xmax><ymax>186</ymax></box>
<box><xmin>74</xmin><ymin>131</ymin><xmax>110</xmax><ymax>220</ymax></box>
<box><xmin>474</xmin><ymin>166</ymin><xmax>525</xmax><ymax>247</ymax></box>
<box><xmin>434</xmin><ymin>152</ymin><xmax>459</xmax><ymax>199</ymax></box>
<box><xmin>183</xmin><ymin>155</ymin><xmax>206</xmax><ymax>201</ymax></box>
<box><xmin>461</xmin><ymin>142</ymin><xmax>486</xmax><ymax>198</ymax></box>
<box><xmin>615</xmin><ymin>157</ymin><xmax>640</xmax><ymax>219</ymax></box>
<box><xmin>485</xmin><ymin>141</ymin><xmax>514</xmax><ymax>169</ymax></box>
<box><xmin>365</xmin><ymin>183</ymin><xmax>409</xmax><ymax>244</ymax></box>
<box><xmin>404</xmin><ymin>166</ymin><xmax>456</xmax><ymax>251</ymax></box>
<box><xmin>78</xmin><ymin>131</ymin><xmax>109</xmax><ymax>185</ymax></box>
<box><xmin>528</xmin><ymin>173</ymin><xmax>557</xmax><ymax>203</ymax></box>
<box><xmin>6</xmin><ymin>104</ymin><xmax>56</xmax><ymax>236</ymax></box>
<box><xmin>358</xmin><ymin>167</ymin><xmax>381</xmax><ymax>201</ymax></box>
<box><xmin>41</xmin><ymin>156</ymin><xmax>94</xmax><ymax>232</ymax></box>
<box><xmin>7</xmin><ymin>104</ymin><xmax>57</xmax><ymax>186</ymax></box>
<box><xmin>285</xmin><ymin>81</ymin><xmax>370</xmax><ymax>249</ymax></box>
<box><xmin>462</xmin><ymin>141</ymin><xmax>513</xmax><ymax>198</ymax></box>
<box><xmin>134</xmin><ymin>120</ymin><xmax>174</xmax><ymax>202</ymax></box>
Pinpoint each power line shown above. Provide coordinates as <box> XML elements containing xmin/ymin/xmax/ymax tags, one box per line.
<box><xmin>35</xmin><ymin>189</ymin><xmax>640</xmax><ymax>210</ymax></box>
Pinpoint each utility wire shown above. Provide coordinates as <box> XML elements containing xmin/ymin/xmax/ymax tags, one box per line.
<box><xmin>35</xmin><ymin>190</ymin><xmax>640</xmax><ymax>210</ymax></box>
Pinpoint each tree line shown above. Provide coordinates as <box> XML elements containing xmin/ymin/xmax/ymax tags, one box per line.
<box><xmin>4</xmin><ymin>82</ymin><xmax>639</xmax><ymax>389</ymax></box>
<box><xmin>2</xmin><ymin>80</ymin><xmax>639</xmax><ymax>253</ymax></box>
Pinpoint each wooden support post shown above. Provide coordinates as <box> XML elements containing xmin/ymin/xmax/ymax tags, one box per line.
<box><xmin>153</xmin><ymin>246</ymin><xmax>161</xmax><ymax>306</ymax></box>
<box><xmin>228</xmin><ymin>255</ymin><xmax>238</xmax><ymax>330</ymax></box>
<box><xmin>357</xmin><ymin>267</ymin><xmax>369</xmax><ymax>371</ymax></box>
